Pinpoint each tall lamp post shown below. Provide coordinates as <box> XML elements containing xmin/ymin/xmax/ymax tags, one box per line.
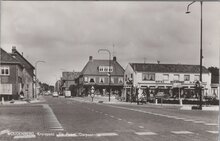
<box><xmin>186</xmin><ymin>1</ymin><xmax>203</xmax><ymax>109</ymax></box>
<box><xmin>35</xmin><ymin>60</ymin><xmax>45</xmax><ymax>99</ymax></box>
<box><xmin>98</xmin><ymin>49</ymin><xmax>111</xmax><ymax>102</ymax></box>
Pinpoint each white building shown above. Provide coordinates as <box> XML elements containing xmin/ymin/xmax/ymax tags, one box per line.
<box><xmin>123</xmin><ymin>63</ymin><xmax>211</xmax><ymax>101</ymax></box>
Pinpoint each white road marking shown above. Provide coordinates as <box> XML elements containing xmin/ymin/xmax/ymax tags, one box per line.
<box><xmin>56</xmin><ymin>132</ymin><xmax>118</xmax><ymax>137</ymax></box>
<box><xmin>118</xmin><ymin>118</ymin><xmax>122</xmax><ymax>121</ymax></box>
<box><xmin>135</xmin><ymin>132</ymin><xmax>157</xmax><ymax>135</ymax></box>
<box><xmin>138</xmin><ymin>126</ymin><xmax>144</xmax><ymax>129</ymax></box>
<box><xmin>110</xmin><ymin>115</ymin><xmax>115</xmax><ymax>118</ymax></box>
<box><xmin>183</xmin><ymin>119</ymin><xmax>196</xmax><ymax>122</ymax></box>
<box><xmin>127</xmin><ymin>121</ymin><xmax>133</xmax><ymax>124</ymax></box>
<box><xmin>206</xmin><ymin>131</ymin><xmax>219</xmax><ymax>134</ymax></box>
<box><xmin>204</xmin><ymin>123</ymin><xmax>218</xmax><ymax>126</ymax></box>
<box><xmin>192</xmin><ymin>121</ymin><xmax>205</xmax><ymax>123</ymax></box>
<box><xmin>105</xmin><ymin>114</ymin><xmax>108</xmax><ymax>116</ymax></box>
<box><xmin>14</xmin><ymin>134</ymin><xmax>36</xmax><ymax>139</ymax></box>
<box><xmin>173</xmin><ymin>117</ymin><xmax>186</xmax><ymax>120</ymax></box>
<box><xmin>96</xmin><ymin>133</ymin><xmax>118</xmax><ymax>137</ymax></box>
<box><xmin>42</xmin><ymin>104</ymin><xmax>64</xmax><ymax>131</ymax></box>
<box><xmin>171</xmin><ymin>131</ymin><xmax>194</xmax><ymax>134</ymax></box>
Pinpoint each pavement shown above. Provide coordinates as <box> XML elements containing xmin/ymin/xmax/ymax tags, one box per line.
<box><xmin>0</xmin><ymin>96</ymin><xmax>46</xmax><ymax>106</ymax></box>
<box><xmin>70</xmin><ymin>95</ymin><xmax>219</xmax><ymax>111</ymax></box>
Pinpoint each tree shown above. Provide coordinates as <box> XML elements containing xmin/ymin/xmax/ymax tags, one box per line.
<box><xmin>208</xmin><ymin>67</ymin><xmax>219</xmax><ymax>84</ymax></box>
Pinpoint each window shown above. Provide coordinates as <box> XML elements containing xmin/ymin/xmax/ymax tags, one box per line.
<box><xmin>99</xmin><ymin>77</ymin><xmax>104</xmax><ymax>83</ymax></box>
<box><xmin>184</xmin><ymin>75</ymin><xmax>190</xmax><ymax>81</ymax></box>
<box><xmin>142</xmin><ymin>73</ymin><xmax>155</xmax><ymax>81</ymax></box>
<box><xmin>111</xmin><ymin>77</ymin><xmax>114</xmax><ymax>83</ymax></box>
<box><xmin>125</xmin><ymin>75</ymin><xmax>127</xmax><ymax>81</ymax></box>
<box><xmin>0</xmin><ymin>66</ymin><xmax>10</xmax><ymax>75</ymax></box>
<box><xmin>194</xmin><ymin>75</ymin><xmax>200</xmax><ymax>81</ymax></box>
<box><xmin>89</xmin><ymin>77</ymin><xmax>95</xmax><ymax>83</ymax></box>
<box><xmin>99</xmin><ymin>66</ymin><xmax>113</xmax><ymax>72</ymax></box>
<box><xmin>163</xmin><ymin>74</ymin><xmax>169</xmax><ymax>81</ymax></box>
<box><xmin>118</xmin><ymin>77</ymin><xmax>123</xmax><ymax>83</ymax></box>
<box><xmin>99</xmin><ymin>67</ymin><xmax>103</xmax><ymax>72</ymax></box>
<box><xmin>84</xmin><ymin>77</ymin><xmax>88</xmax><ymax>82</ymax></box>
<box><xmin>173</xmin><ymin>74</ymin><xmax>180</xmax><ymax>81</ymax></box>
<box><xmin>104</xmin><ymin>68</ymin><xmax>108</xmax><ymax>72</ymax></box>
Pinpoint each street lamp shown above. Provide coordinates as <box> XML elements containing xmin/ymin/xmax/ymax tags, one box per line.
<box><xmin>98</xmin><ymin>49</ymin><xmax>111</xmax><ymax>102</ymax></box>
<box><xmin>35</xmin><ymin>60</ymin><xmax>45</xmax><ymax>99</ymax></box>
<box><xmin>186</xmin><ymin>1</ymin><xmax>203</xmax><ymax>109</ymax></box>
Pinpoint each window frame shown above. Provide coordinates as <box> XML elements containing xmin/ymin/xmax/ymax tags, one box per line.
<box><xmin>0</xmin><ymin>66</ymin><xmax>10</xmax><ymax>76</ymax></box>
<box><xmin>99</xmin><ymin>77</ymin><xmax>105</xmax><ymax>83</ymax></box>
<box><xmin>184</xmin><ymin>75</ymin><xmax>190</xmax><ymax>81</ymax></box>
<box><xmin>142</xmin><ymin>73</ymin><xmax>155</xmax><ymax>81</ymax></box>
<box><xmin>118</xmin><ymin>77</ymin><xmax>123</xmax><ymax>83</ymax></box>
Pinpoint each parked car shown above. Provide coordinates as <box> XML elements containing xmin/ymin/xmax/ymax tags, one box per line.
<box><xmin>52</xmin><ymin>92</ymin><xmax>59</xmax><ymax>97</ymax></box>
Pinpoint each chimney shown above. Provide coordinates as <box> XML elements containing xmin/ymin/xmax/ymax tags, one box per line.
<box><xmin>113</xmin><ymin>56</ymin><xmax>116</xmax><ymax>61</ymax></box>
<box><xmin>89</xmin><ymin>56</ymin><xmax>93</xmax><ymax>61</ymax></box>
<box><xmin>12</xmin><ymin>46</ymin><xmax>16</xmax><ymax>53</ymax></box>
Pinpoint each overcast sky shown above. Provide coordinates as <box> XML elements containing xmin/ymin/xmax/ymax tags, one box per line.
<box><xmin>1</xmin><ymin>1</ymin><xmax>219</xmax><ymax>85</ymax></box>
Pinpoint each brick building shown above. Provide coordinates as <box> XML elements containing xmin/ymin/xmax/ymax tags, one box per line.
<box><xmin>0</xmin><ymin>48</ymin><xmax>23</xmax><ymax>100</ymax></box>
<box><xmin>76</xmin><ymin>56</ymin><xmax>124</xmax><ymax>97</ymax></box>
<box><xmin>0</xmin><ymin>47</ymin><xmax>35</xmax><ymax>100</ymax></box>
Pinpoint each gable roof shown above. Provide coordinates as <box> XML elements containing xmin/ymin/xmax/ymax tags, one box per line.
<box><xmin>10</xmin><ymin>48</ymin><xmax>35</xmax><ymax>69</ymax></box>
<box><xmin>130</xmin><ymin>63</ymin><xmax>210</xmax><ymax>74</ymax></box>
<box><xmin>81</xmin><ymin>59</ymin><xmax>124</xmax><ymax>76</ymax></box>
<box><xmin>0</xmin><ymin>48</ymin><xmax>21</xmax><ymax>66</ymax></box>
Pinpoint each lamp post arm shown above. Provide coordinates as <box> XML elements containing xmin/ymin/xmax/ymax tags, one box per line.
<box><xmin>186</xmin><ymin>1</ymin><xmax>196</xmax><ymax>13</ymax></box>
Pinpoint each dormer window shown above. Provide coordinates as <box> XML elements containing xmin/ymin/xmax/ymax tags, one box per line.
<box><xmin>98</xmin><ymin>66</ymin><xmax>113</xmax><ymax>72</ymax></box>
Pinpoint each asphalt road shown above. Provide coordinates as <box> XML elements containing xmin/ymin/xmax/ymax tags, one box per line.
<box><xmin>0</xmin><ymin>96</ymin><xmax>219</xmax><ymax>141</ymax></box>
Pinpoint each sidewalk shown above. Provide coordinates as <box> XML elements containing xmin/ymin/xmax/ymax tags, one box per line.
<box><xmin>0</xmin><ymin>96</ymin><xmax>46</xmax><ymax>106</ymax></box>
<box><xmin>71</xmin><ymin>96</ymin><xmax>219</xmax><ymax>111</ymax></box>
<box><xmin>71</xmin><ymin>95</ymin><xmax>126</xmax><ymax>104</ymax></box>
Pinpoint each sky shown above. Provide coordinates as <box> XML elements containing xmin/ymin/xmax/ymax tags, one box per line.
<box><xmin>1</xmin><ymin>1</ymin><xmax>220</xmax><ymax>85</ymax></box>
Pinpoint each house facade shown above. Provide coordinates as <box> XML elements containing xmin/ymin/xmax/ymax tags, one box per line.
<box><xmin>123</xmin><ymin>63</ymin><xmax>211</xmax><ymax>101</ymax></box>
<box><xmin>10</xmin><ymin>47</ymin><xmax>35</xmax><ymax>99</ymax></box>
<box><xmin>76</xmin><ymin>56</ymin><xmax>124</xmax><ymax>97</ymax></box>
<box><xmin>0</xmin><ymin>48</ymin><xmax>24</xmax><ymax>100</ymax></box>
